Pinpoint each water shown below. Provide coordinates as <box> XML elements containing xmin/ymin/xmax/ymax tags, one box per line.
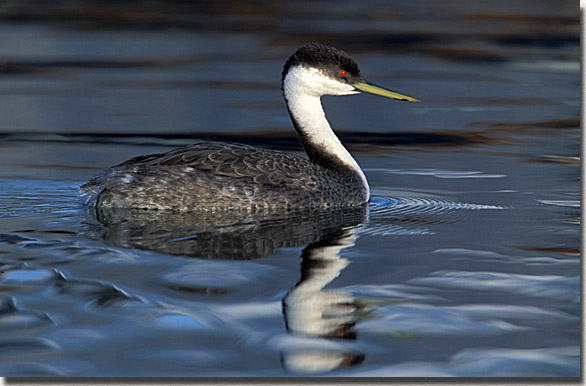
<box><xmin>0</xmin><ymin>0</ymin><xmax>579</xmax><ymax>378</ymax></box>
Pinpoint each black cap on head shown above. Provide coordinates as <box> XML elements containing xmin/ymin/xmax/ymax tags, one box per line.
<box><xmin>281</xmin><ymin>43</ymin><xmax>363</xmax><ymax>88</ymax></box>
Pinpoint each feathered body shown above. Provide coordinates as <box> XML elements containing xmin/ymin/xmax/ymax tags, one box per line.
<box><xmin>81</xmin><ymin>142</ymin><xmax>367</xmax><ymax>211</ymax></box>
<box><xmin>81</xmin><ymin>43</ymin><xmax>417</xmax><ymax>212</ymax></box>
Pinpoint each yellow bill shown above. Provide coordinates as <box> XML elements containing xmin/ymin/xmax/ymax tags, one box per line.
<box><xmin>353</xmin><ymin>82</ymin><xmax>420</xmax><ymax>102</ymax></box>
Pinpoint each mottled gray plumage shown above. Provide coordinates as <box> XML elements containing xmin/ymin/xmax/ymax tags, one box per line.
<box><xmin>80</xmin><ymin>43</ymin><xmax>411</xmax><ymax>212</ymax></box>
<box><xmin>81</xmin><ymin>142</ymin><xmax>367</xmax><ymax>211</ymax></box>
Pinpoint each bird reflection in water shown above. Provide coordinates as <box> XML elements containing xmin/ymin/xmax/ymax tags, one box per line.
<box><xmin>281</xmin><ymin>226</ymin><xmax>366</xmax><ymax>374</ymax></box>
<box><xmin>86</xmin><ymin>204</ymin><xmax>368</xmax><ymax>374</ymax></box>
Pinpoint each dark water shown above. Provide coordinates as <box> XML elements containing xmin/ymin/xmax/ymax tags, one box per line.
<box><xmin>0</xmin><ymin>0</ymin><xmax>580</xmax><ymax>377</ymax></box>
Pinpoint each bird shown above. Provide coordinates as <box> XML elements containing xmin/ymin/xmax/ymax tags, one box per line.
<box><xmin>81</xmin><ymin>43</ymin><xmax>419</xmax><ymax>212</ymax></box>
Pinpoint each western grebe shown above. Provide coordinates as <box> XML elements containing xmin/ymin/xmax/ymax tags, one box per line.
<box><xmin>81</xmin><ymin>43</ymin><xmax>419</xmax><ymax>212</ymax></box>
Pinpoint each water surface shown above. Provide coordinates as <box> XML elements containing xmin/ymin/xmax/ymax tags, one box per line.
<box><xmin>0</xmin><ymin>0</ymin><xmax>579</xmax><ymax>377</ymax></box>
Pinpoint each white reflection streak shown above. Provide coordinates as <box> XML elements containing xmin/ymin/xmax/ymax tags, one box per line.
<box><xmin>281</xmin><ymin>227</ymin><xmax>364</xmax><ymax>374</ymax></box>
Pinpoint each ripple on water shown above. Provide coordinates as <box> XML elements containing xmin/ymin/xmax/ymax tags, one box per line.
<box><xmin>366</xmin><ymin>195</ymin><xmax>505</xmax><ymax>238</ymax></box>
<box><xmin>52</xmin><ymin>270</ymin><xmax>143</xmax><ymax>307</ymax></box>
<box><xmin>152</xmin><ymin>314</ymin><xmax>208</xmax><ymax>331</ymax></box>
<box><xmin>0</xmin><ymin>335</ymin><xmax>66</xmax><ymax>376</ymax></box>
<box><xmin>0</xmin><ymin>179</ymin><xmax>80</xmax><ymax>218</ymax></box>
<box><xmin>2</xmin><ymin>268</ymin><xmax>56</xmax><ymax>283</ymax></box>
<box><xmin>0</xmin><ymin>362</ymin><xmax>68</xmax><ymax>377</ymax></box>
<box><xmin>369</xmin><ymin>195</ymin><xmax>505</xmax><ymax>217</ymax></box>
<box><xmin>536</xmin><ymin>199</ymin><xmax>580</xmax><ymax>208</ymax></box>
<box><xmin>0</xmin><ymin>296</ymin><xmax>54</xmax><ymax>330</ymax></box>
<box><xmin>361</xmin><ymin>303</ymin><xmax>530</xmax><ymax>337</ymax></box>
<box><xmin>350</xmin><ymin>346</ymin><xmax>579</xmax><ymax>377</ymax></box>
<box><xmin>409</xmin><ymin>271</ymin><xmax>579</xmax><ymax>303</ymax></box>
<box><xmin>360</xmin><ymin>301</ymin><xmax>577</xmax><ymax>337</ymax></box>
<box><xmin>158</xmin><ymin>259</ymin><xmax>276</xmax><ymax>295</ymax></box>
<box><xmin>369</xmin><ymin>168</ymin><xmax>506</xmax><ymax>179</ymax></box>
<box><xmin>0</xmin><ymin>233</ymin><xmax>34</xmax><ymax>245</ymax></box>
<box><xmin>433</xmin><ymin>248</ymin><xmax>579</xmax><ymax>266</ymax></box>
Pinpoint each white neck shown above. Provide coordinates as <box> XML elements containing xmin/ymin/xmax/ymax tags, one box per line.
<box><xmin>283</xmin><ymin>66</ymin><xmax>369</xmax><ymax>198</ymax></box>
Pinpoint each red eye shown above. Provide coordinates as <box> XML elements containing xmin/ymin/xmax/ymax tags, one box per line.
<box><xmin>338</xmin><ymin>70</ymin><xmax>347</xmax><ymax>77</ymax></box>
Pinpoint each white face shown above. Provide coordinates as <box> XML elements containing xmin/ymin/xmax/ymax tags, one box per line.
<box><xmin>284</xmin><ymin>65</ymin><xmax>359</xmax><ymax>98</ymax></box>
